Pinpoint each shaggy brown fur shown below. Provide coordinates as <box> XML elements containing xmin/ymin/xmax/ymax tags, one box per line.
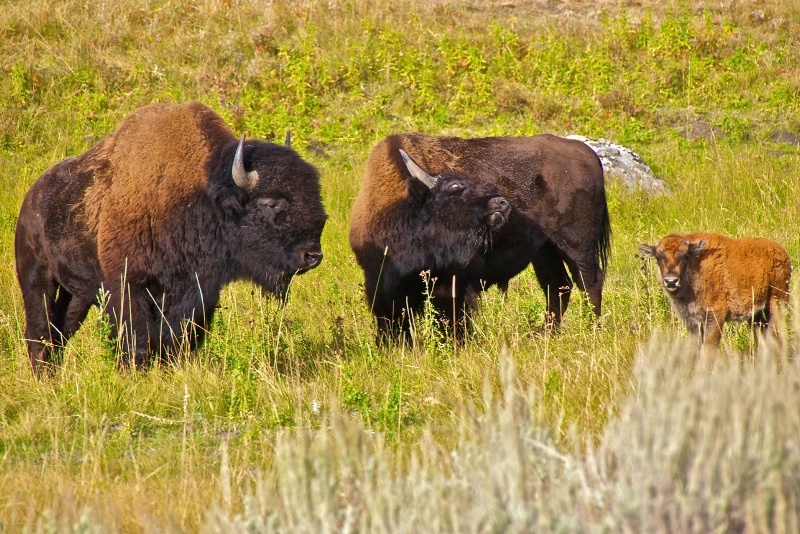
<box><xmin>16</xmin><ymin>102</ymin><xmax>327</xmax><ymax>371</ymax></box>
<box><xmin>350</xmin><ymin>133</ymin><xmax>610</xmax><ymax>341</ymax></box>
<box><xmin>639</xmin><ymin>232</ymin><xmax>792</xmax><ymax>347</ymax></box>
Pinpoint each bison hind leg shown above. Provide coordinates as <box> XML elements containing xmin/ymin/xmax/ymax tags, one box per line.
<box><xmin>531</xmin><ymin>243</ymin><xmax>573</xmax><ymax>328</ymax></box>
<box><xmin>21</xmin><ymin>280</ymin><xmax>77</xmax><ymax>373</ymax></box>
<box><xmin>563</xmin><ymin>256</ymin><xmax>604</xmax><ymax>318</ymax></box>
<box><xmin>757</xmin><ymin>296</ymin><xmax>789</xmax><ymax>347</ymax></box>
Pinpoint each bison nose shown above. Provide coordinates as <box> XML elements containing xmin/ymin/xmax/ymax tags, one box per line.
<box><xmin>487</xmin><ymin>196</ymin><xmax>511</xmax><ymax>230</ymax></box>
<box><xmin>488</xmin><ymin>196</ymin><xmax>511</xmax><ymax>214</ymax></box>
<box><xmin>302</xmin><ymin>250</ymin><xmax>323</xmax><ymax>270</ymax></box>
<box><xmin>662</xmin><ymin>276</ymin><xmax>680</xmax><ymax>292</ymax></box>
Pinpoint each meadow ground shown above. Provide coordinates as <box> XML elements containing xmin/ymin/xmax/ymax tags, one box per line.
<box><xmin>2</xmin><ymin>0</ymin><xmax>800</xmax><ymax>531</ymax></box>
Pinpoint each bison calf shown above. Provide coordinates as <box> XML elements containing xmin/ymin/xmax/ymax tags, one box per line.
<box><xmin>638</xmin><ymin>232</ymin><xmax>791</xmax><ymax>347</ymax></box>
<box><xmin>16</xmin><ymin>102</ymin><xmax>327</xmax><ymax>371</ymax></box>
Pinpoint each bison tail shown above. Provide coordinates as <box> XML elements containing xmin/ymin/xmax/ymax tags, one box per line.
<box><xmin>597</xmin><ymin>200</ymin><xmax>611</xmax><ymax>271</ymax></box>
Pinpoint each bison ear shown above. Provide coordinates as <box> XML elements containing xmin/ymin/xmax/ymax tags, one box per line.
<box><xmin>688</xmin><ymin>239</ymin><xmax>706</xmax><ymax>255</ymax></box>
<box><xmin>638</xmin><ymin>243</ymin><xmax>656</xmax><ymax>258</ymax></box>
<box><xmin>232</xmin><ymin>134</ymin><xmax>260</xmax><ymax>190</ymax></box>
<box><xmin>406</xmin><ymin>174</ymin><xmax>431</xmax><ymax>205</ymax></box>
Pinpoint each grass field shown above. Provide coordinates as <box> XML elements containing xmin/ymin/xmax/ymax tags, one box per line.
<box><xmin>2</xmin><ymin>0</ymin><xmax>800</xmax><ymax>531</ymax></box>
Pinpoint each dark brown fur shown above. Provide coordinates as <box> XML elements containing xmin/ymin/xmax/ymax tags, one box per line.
<box><xmin>16</xmin><ymin>102</ymin><xmax>327</xmax><ymax>371</ymax></box>
<box><xmin>639</xmin><ymin>232</ymin><xmax>791</xmax><ymax>347</ymax></box>
<box><xmin>350</xmin><ymin>133</ymin><xmax>610</xmax><ymax>341</ymax></box>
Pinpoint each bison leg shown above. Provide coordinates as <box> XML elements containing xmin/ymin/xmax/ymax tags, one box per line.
<box><xmin>563</xmin><ymin>256</ymin><xmax>604</xmax><ymax>317</ymax></box>
<box><xmin>18</xmin><ymin>264</ymin><xmax>73</xmax><ymax>372</ymax></box>
<box><xmin>366</xmin><ymin>270</ymin><xmax>418</xmax><ymax>346</ymax></box>
<box><xmin>700</xmin><ymin>315</ymin><xmax>724</xmax><ymax>348</ymax></box>
<box><xmin>530</xmin><ymin>242</ymin><xmax>573</xmax><ymax>327</ymax></box>
<box><xmin>62</xmin><ymin>297</ymin><xmax>94</xmax><ymax>341</ymax></box>
<box><xmin>157</xmin><ymin>286</ymin><xmax>212</xmax><ymax>362</ymax></box>
<box><xmin>430</xmin><ymin>278</ymin><xmax>478</xmax><ymax>344</ymax></box>
<box><xmin>373</xmin><ymin>296</ymin><xmax>412</xmax><ymax>346</ymax></box>
<box><xmin>759</xmin><ymin>296</ymin><xmax>789</xmax><ymax>346</ymax></box>
<box><xmin>105</xmin><ymin>284</ymin><xmax>160</xmax><ymax>368</ymax></box>
<box><xmin>18</xmin><ymin>260</ymin><xmax>96</xmax><ymax>373</ymax></box>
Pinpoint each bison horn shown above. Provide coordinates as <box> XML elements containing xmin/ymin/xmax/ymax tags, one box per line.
<box><xmin>399</xmin><ymin>149</ymin><xmax>437</xmax><ymax>189</ymax></box>
<box><xmin>232</xmin><ymin>134</ymin><xmax>259</xmax><ymax>190</ymax></box>
<box><xmin>284</xmin><ymin>130</ymin><xmax>292</xmax><ymax>148</ymax></box>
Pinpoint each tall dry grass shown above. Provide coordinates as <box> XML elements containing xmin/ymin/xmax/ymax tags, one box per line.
<box><xmin>201</xmin><ymin>330</ymin><xmax>800</xmax><ymax>533</ymax></box>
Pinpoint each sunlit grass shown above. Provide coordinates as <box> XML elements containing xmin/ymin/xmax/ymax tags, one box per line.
<box><xmin>2</xmin><ymin>0</ymin><xmax>800</xmax><ymax>530</ymax></box>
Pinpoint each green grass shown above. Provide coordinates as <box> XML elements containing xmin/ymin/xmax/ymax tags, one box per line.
<box><xmin>2</xmin><ymin>0</ymin><xmax>800</xmax><ymax>531</ymax></box>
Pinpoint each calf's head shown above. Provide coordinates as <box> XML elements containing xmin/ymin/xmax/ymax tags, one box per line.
<box><xmin>399</xmin><ymin>149</ymin><xmax>511</xmax><ymax>252</ymax></box>
<box><xmin>638</xmin><ymin>235</ymin><xmax>706</xmax><ymax>293</ymax></box>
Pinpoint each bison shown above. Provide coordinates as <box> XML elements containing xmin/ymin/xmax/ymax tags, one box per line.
<box><xmin>15</xmin><ymin>102</ymin><xmax>327</xmax><ymax>371</ymax></box>
<box><xmin>638</xmin><ymin>232</ymin><xmax>791</xmax><ymax>347</ymax></box>
<box><xmin>349</xmin><ymin>133</ymin><xmax>611</xmax><ymax>342</ymax></box>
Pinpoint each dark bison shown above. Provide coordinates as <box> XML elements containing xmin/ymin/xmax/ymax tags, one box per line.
<box><xmin>638</xmin><ymin>233</ymin><xmax>791</xmax><ymax>347</ymax></box>
<box><xmin>349</xmin><ymin>133</ymin><xmax>610</xmax><ymax>342</ymax></box>
<box><xmin>15</xmin><ymin>102</ymin><xmax>327</xmax><ymax>371</ymax></box>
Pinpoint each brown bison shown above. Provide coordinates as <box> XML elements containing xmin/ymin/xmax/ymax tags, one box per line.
<box><xmin>349</xmin><ymin>133</ymin><xmax>610</xmax><ymax>342</ymax></box>
<box><xmin>638</xmin><ymin>232</ymin><xmax>791</xmax><ymax>347</ymax></box>
<box><xmin>15</xmin><ymin>102</ymin><xmax>327</xmax><ymax>371</ymax></box>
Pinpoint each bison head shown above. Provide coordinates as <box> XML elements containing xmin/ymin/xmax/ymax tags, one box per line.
<box><xmin>639</xmin><ymin>235</ymin><xmax>706</xmax><ymax>293</ymax></box>
<box><xmin>214</xmin><ymin>135</ymin><xmax>327</xmax><ymax>296</ymax></box>
<box><xmin>399</xmin><ymin>149</ymin><xmax>511</xmax><ymax>259</ymax></box>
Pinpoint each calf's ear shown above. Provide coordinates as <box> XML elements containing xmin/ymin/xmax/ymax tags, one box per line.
<box><xmin>638</xmin><ymin>243</ymin><xmax>656</xmax><ymax>257</ymax></box>
<box><xmin>688</xmin><ymin>239</ymin><xmax>706</xmax><ymax>255</ymax></box>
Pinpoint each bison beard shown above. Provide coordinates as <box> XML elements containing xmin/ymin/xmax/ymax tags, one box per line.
<box><xmin>15</xmin><ymin>102</ymin><xmax>327</xmax><ymax>372</ymax></box>
<box><xmin>350</xmin><ymin>133</ymin><xmax>610</xmax><ymax>344</ymax></box>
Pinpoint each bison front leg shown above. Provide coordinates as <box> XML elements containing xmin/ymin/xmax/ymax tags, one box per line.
<box><xmin>430</xmin><ymin>278</ymin><xmax>479</xmax><ymax>344</ymax></box>
<box><xmin>365</xmin><ymin>270</ymin><xmax>417</xmax><ymax>346</ymax></box>
<box><xmin>160</xmin><ymin>285</ymin><xmax>216</xmax><ymax>359</ymax></box>
<box><xmin>105</xmin><ymin>283</ymin><xmax>160</xmax><ymax>368</ymax></box>
<box><xmin>373</xmin><ymin>298</ymin><xmax>412</xmax><ymax>346</ymax></box>
<box><xmin>700</xmin><ymin>313</ymin><xmax>724</xmax><ymax>348</ymax></box>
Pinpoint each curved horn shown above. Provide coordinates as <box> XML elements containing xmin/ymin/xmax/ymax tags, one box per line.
<box><xmin>284</xmin><ymin>130</ymin><xmax>292</xmax><ymax>148</ymax></box>
<box><xmin>399</xmin><ymin>149</ymin><xmax>437</xmax><ymax>189</ymax></box>
<box><xmin>232</xmin><ymin>134</ymin><xmax>259</xmax><ymax>190</ymax></box>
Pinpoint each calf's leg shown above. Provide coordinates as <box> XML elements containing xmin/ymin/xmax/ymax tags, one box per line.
<box><xmin>701</xmin><ymin>313</ymin><xmax>725</xmax><ymax>348</ymax></box>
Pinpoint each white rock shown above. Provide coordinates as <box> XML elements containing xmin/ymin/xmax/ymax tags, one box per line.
<box><xmin>567</xmin><ymin>135</ymin><xmax>669</xmax><ymax>194</ymax></box>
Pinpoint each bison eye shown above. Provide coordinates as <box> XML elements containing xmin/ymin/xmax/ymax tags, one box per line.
<box><xmin>447</xmin><ymin>181</ymin><xmax>464</xmax><ymax>192</ymax></box>
<box><xmin>257</xmin><ymin>197</ymin><xmax>286</xmax><ymax>211</ymax></box>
